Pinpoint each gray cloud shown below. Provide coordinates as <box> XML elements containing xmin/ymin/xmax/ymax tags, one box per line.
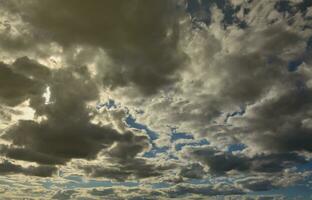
<box><xmin>232</xmin><ymin>85</ymin><xmax>312</xmax><ymax>153</ymax></box>
<box><xmin>1</xmin><ymin>59</ymin><xmax>150</xmax><ymax>179</ymax></box>
<box><xmin>235</xmin><ymin>177</ymin><xmax>276</xmax><ymax>192</ymax></box>
<box><xmin>133</xmin><ymin>21</ymin><xmax>308</xmax><ymax>148</ymax></box>
<box><xmin>167</xmin><ymin>183</ymin><xmax>245</xmax><ymax>198</ymax></box>
<box><xmin>82</xmin><ymin>157</ymin><xmax>174</xmax><ymax>181</ymax></box>
<box><xmin>12</xmin><ymin>56</ymin><xmax>51</xmax><ymax>81</ymax></box>
<box><xmin>0</xmin><ymin>61</ymin><xmax>44</xmax><ymax>107</ymax></box>
<box><xmin>0</xmin><ymin>0</ymin><xmax>311</xmax><ymax>198</ymax></box>
<box><xmin>5</xmin><ymin>0</ymin><xmax>187</xmax><ymax>95</ymax></box>
<box><xmin>52</xmin><ymin>190</ymin><xmax>78</xmax><ymax>200</ymax></box>
<box><xmin>179</xmin><ymin>163</ymin><xmax>206</xmax><ymax>179</ymax></box>
<box><xmin>0</xmin><ymin>160</ymin><xmax>56</xmax><ymax>177</ymax></box>
<box><xmin>187</xmin><ymin>146</ymin><xmax>307</xmax><ymax>175</ymax></box>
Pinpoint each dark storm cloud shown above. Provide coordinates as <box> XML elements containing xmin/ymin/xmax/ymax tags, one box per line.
<box><xmin>189</xmin><ymin>147</ymin><xmax>249</xmax><ymax>174</ymax></box>
<box><xmin>140</xmin><ymin>22</ymin><xmax>308</xmax><ymax>145</ymax></box>
<box><xmin>179</xmin><ymin>163</ymin><xmax>205</xmax><ymax>179</ymax></box>
<box><xmin>6</xmin><ymin>0</ymin><xmax>187</xmax><ymax>95</ymax></box>
<box><xmin>235</xmin><ymin>177</ymin><xmax>276</xmax><ymax>192</ymax></box>
<box><xmin>12</xmin><ymin>56</ymin><xmax>51</xmax><ymax>81</ymax></box>
<box><xmin>1</xmin><ymin>58</ymin><xmax>150</xmax><ymax>174</ymax></box>
<box><xmin>188</xmin><ymin>146</ymin><xmax>308</xmax><ymax>175</ymax></box>
<box><xmin>82</xmin><ymin>157</ymin><xmax>174</xmax><ymax>181</ymax></box>
<box><xmin>0</xmin><ymin>145</ymin><xmax>67</xmax><ymax>165</ymax></box>
<box><xmin>205</xmin><ymin>25</ymin><xmax>305</xmax><ymax>107</ymax></box>
<box><xmin>52</xmin><ymin>190</ymin><xmax>77</xmax><ymax>200</ymax></box>
<box><xmin>0</xmin><ymin>60</ymin><xmax>44</xmax><ymax>107</ymax></box>
<box><xmin>231</xmin><ymin>83</ymin><xmax>312</xmax><ymax>153</ymax></box>
<box><xmin>0</xmin><ymin>160</ymin><xmax>56</xmax><ymax>177</ymax></box>
<box><xmin>2</xmin><ymin>119</ymin><xmax>127</xmax><ymax>164</ymax></box>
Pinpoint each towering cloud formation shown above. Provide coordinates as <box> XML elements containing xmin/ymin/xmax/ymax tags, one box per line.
<box><xmin>0</xmin><ymin>57</ymin><xmax>151</xmax><ymax>179</ymax></box>
<box><xmin>5</xmin><ymin>0</ymin><xmax>187</xmax><ymax>95</ymax></box>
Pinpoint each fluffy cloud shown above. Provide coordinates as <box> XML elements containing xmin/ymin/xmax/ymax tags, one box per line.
<box><xmin>0</xmin><ymin>58</ymin><xmax>150</xmax><ymax>178</ymax></box>
<box><xmin>0</xmin><ymin>0</ymin><xmax>312</xmax><ymax>199</ymax></box>
<box><xmin>4</xmin><ymin>0</ymin><xmax>188</xmax><ymax>95</ymax></box>
<box><xmin>0</xmin><ymin>60</ymin><xmax>44</xmax><ymax>107</ymax></box>
<box><xmin>184</xmin><ymin>145</ymin><xmax>307</xmax><ymax>175</ymax></box>
<box><xmin>0</xmin><ymin>160</ymin><xmax>56</xmax><ymax>177</ymax></box>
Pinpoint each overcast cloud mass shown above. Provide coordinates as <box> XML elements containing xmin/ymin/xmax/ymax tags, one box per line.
<box><xmin>0</xmin><ymin>0</ymin><xmax>312</xmax><ymax>199</ymax></box>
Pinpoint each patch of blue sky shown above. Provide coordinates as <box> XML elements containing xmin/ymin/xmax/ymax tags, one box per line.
<box><xmin>143</xmin><ymin>146</ymin><xmax>169</xmax><ymax>158</ymax></box>
<box><xmin>64</xmin><ymin>175</ymin><xmax>83</xmax><ymax>182</ymax></box>
<box><xmin>175</xmin><ymin>139</ymin><xmax>209</xmax><ymax>151</ymax></box>
<box><xmin>171</xmin><ymin>129</ymin><xmax>194</xmax><ymax>142</ymax></box>
<box><xmin>61</xmin><ymin>175</ymin><xmax>139</xmax><ymax>189</ymax></box>
<box><xmin>125</xmin><ymin>115</ymin><xmax>170</xmax><ymax>158</ymax></box>
<box><xmin>295</xmin><ymin>161</ymin><xmax>312</xmax><ymax>172</ymax></box>
<box><xmin>125</xmin><ymin>115</ymin><xmax>172</xmax><ymax>158</ymax></box>
<box><xmin>42</xmin><ymin>180</ymin><xmax>54</xmax><ymax>189</ymax></box>
<box><xmin>186</xmin><ymin>0</ymin><xmax>211</xmax><ymax>25</ymax></box>
<box><xmin>275</xmin><ymin>0</ymin><xmax>312</xmax><ymax>18</ymax></box>
<box><xmin>227</xmin><ymin>143</ymin><xmax>246</xmax><ymax>152</ymax></box>
<box><xmin>168</xmin><ymin>154</ymin><xmax>179</xmax><ymax>160</ymax></box>
<box><xmin>96</xmin><ymin>99</ymin><xmax>117</xmax><ymax>110</ymax></box>
<box><xmin>152</xmin><ymin>182</ymin><xmax>171</xmax><ymax>189</ymax></box>
<box><xmin>286</xmin><ymin>35</ymin><xmax>312</xmax><ymax>72</ymax></box>
<box><xmin>288</xmin><ymin>59</ymin><xmax>303</xmax><ymax>72</ymax></box>
<box><xmin>186</xmin><ymin>0</ymin><xmax>247</xmax><ymax>29</ymax></box>
<box><xmin>266</xmin><ymin>36</ymin><xmax>311</xmax><ymax>73</ymax></box>
<box><xmin>188</xmin><ymin>178</ymin><xmax>211</xmax><ymax>185</ymax></box>
<box><xmin>224</xmin><ymin>106</ymin><xmax>246</xmax><ymax>123</ymax></box>
<box><xmin>125</xmin><ymin>115</ymin><xmax>158</xmax><ymax>141</ymax></box>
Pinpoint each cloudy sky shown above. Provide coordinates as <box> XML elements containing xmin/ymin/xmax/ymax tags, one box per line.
<box><xmin>0</xmin><ymin>0</ymin><xmax>312</xmax><ymax>199</ymax></box>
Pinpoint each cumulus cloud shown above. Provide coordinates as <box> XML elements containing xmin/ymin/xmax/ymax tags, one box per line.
<box><xmin>3</xmin><ymin>0</ymin><xmax>188</xmax><ymax>95</ymax></box>
<box><xmin>230</xmin><ymin>80</ymin><xmax>312</xmax><ymax>153</ymax></box>
<box><xmin>166</xmin><ymin>183</ymin><xmax>245</xmax><ymax>198</ymax></box>
<box><xmin>0</xmin><ymin>58</ymin><xmax>150</xmax><ymax>179</ymax></box>
<box><xmin>0</xmin><ymin>0</ymin><xmax>312</xmax><ymax>199</ymax></box>
<box><xmin>0</xmin><ymin>160</ymin><xmax>56</xmax><ymax>177</ymax></box>
<box><xmin>0</xmin><ymin>60</ymin><xmax>44</xmax><ymax>107</ymax></box>
<box><xmin>179</xmin><ymin>162</ymin><xmax>206</xmax><ymax>179</ymax></box>
<box><xmin>185</xmin><ymin>145</ymin><xmax>307</xmax><ymax>175</ymax></box>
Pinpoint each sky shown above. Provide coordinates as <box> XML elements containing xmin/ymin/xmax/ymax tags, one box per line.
<box><xmin>0</xmin><ymin>0</ymin><xmax>312</xmax><ymax>199</ymax></box>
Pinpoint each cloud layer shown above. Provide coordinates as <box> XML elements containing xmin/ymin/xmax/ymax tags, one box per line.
<box><xmin>0</xmin><ymin>0</ymin><xmax>312</xmax><ymax>199</ymax></box>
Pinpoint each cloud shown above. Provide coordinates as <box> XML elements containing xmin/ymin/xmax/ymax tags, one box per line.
<box><xmin>230</xmin><ymin>81</ymin><xmax>312</xmax><ymax>153</ymax></box>
<box><xmin>0</xmin><ymin>0</ymin><xmax>311</xmax><ymax>199</ymax></box>
<box><xmin>0</xmin><ymin>60</ymin><xmax>44</xmax><ymax>107</ymax></box>
<box><xmin>0</xmin><ymin>160</ymin><xmax>56</xmax><ymax>177</ymax></box>
<box><xmin>131</xmin><ymin>20</ymin><xmax>308</xmax><ymax>150</ymax></box>
<box><xmin>185</xmin><ymin>146</ymin><xmax>307</xmax><ymax>175</ymax></box>
<box><xmin>179</xmin><ymin>163</ymin><xmax>206</xmax><ymax>179</ymax></box>
<box><xmin>167</xmin><ymin>183</ymin><xmax>245</xmax><ymax>198</ymax></box>
<box><xmin>5</xmin><ymin>0</ymin><xmax>188</xmax><ymax>95</ymax></box>
<box><xmin>82</xmin><ymin>157</ymin><xmax>174</xmax><ymax>181</ymax></box>
<box><xmin>12</xmin><ymin>56</ymin><xmax>51</xmax><ymax>81</ymax></box>
<box><xmin>52</xmin><ymin>190</ymin><xmax>77</xmax><ymax>200</ymax></box>
<box><xmin>235</xmin><ymin>177</ymin><xmax>276</xmax><ymax>192</ymax></box>
<box><xmin>1</xmin><ymin>59</ymin><xmax>150</xmax><ymax>179</ymax></box>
